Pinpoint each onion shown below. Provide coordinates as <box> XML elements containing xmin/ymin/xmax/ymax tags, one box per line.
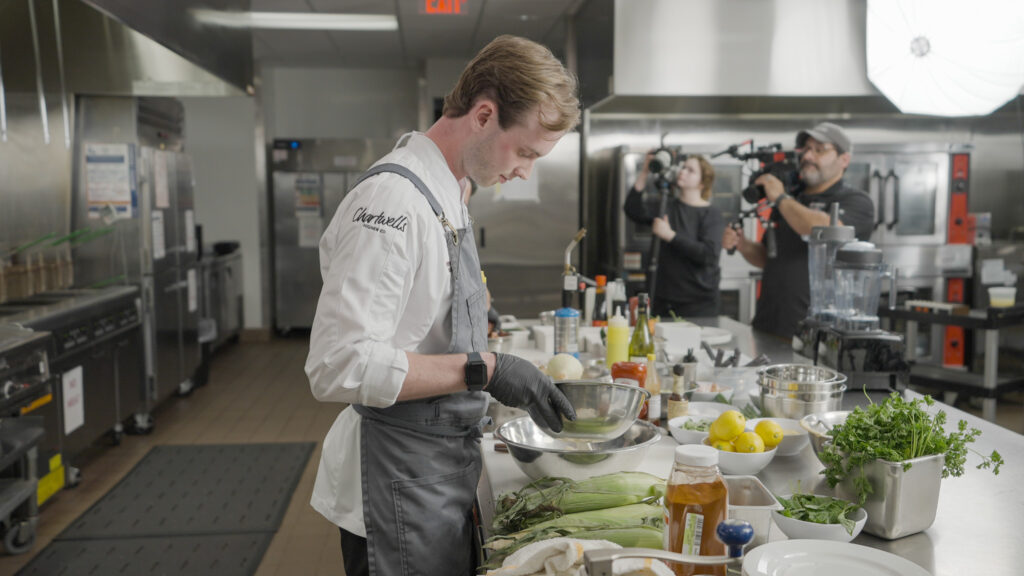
<box><xmin>547</xmin><ymin>353</ymin><xmax>584</xmax><ymax>380</ymax></box>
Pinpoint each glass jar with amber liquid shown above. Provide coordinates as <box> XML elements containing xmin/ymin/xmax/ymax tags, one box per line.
<box><xmin>664</xmin><ymin>444</ymin><xmax>728</xmax><ymax>576</ymax></box>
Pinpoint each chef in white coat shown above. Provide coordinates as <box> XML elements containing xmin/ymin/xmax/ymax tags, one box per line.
<box><xmin>305</xmin><ymin>35</ymin><xmax>581</xmax><ymax>576</ymax></box>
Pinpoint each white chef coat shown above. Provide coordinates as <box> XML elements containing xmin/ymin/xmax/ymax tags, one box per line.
<box><xmin>306</xmin><ymin>132</ymin><xmax>471</xmax><ymax>537</ymax></box>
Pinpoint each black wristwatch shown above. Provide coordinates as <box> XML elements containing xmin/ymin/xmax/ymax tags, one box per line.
<box><xmin>465</xmin><ymin>352</ymin><xmax>488</xmax><ymax>391</ymax></box>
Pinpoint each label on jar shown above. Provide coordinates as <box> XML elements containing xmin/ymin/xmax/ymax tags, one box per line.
<box><xmin>613</xmin><ymin>377</ymin><xmax>640</xmax><ymax>388</ymax></box>
<box><xmin>682</xmin><ymin>512</ymin><xmax>704</xmax><ymax>555</ymax></box>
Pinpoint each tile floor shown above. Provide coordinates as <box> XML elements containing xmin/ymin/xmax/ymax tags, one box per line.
<box><xmin>0</xmin><ymin>337</ymin><xmax>1021</xmax><ymax>575</ymax></box>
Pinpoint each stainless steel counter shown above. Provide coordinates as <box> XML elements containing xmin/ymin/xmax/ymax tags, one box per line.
<box><xmin>480</xmin><ymin>316</ymin><xmax>1024</xmax><ymax>576</ymax></box>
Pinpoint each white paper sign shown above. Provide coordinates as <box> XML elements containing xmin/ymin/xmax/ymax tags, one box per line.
<box><xmin>187</xmin><ymin>268</ymin><xmax>198</xmax><ymax>313</ymax></box>
<box><xmin>493</xmin><ymin>174</ymin><xmax>540</xmax><ymax>203</ymax></box>
<box><xmin>298</xmin><ymin>214</ymin><xmax>323</xmax><ymax>248</ymax></box>
<box><xmin>62</xmin><ymin>366</ymin><xmax>85</xmax><ymax>434</ymax></box>
<box><xmin>184</xmin><ymin>210</ymin><xmax>196</xmax><ymax>253</ymax></box>
<box><xmin>85</xmin><ymin>143</ymin><xmax>135</xmax><ymax>219</ymax></box>
<box><xmin>272</xmin><ymin>149</ymin><xmax>288</xmax><ymax>163</ymax></box>
<box><xmin>152</xmin><ymin>210</ymin><xmax>166</xmax><ymax>260</ymax></box>
<box><xmin>154</xmin><ymin>151</ymin><xmax>170</xmax><ymax>209</ymax></box>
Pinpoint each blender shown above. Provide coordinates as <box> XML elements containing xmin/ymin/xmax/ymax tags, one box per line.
<box><xmin>794</xmin><ymin>204</ymin><xmax>855</xmax><ymax>356</ymax></box>
<box><xmin>817</xmin><ymin>241</ymin><xmax>908</xmax><ymax>398</ymax></box>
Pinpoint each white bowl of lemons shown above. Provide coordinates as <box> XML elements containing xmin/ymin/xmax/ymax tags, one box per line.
<box><xmin>701</xmin><ymin>410</ymin><xmax>778</xmax><ymax>475</ymax></box>
<box><xmin>745</xmin><ymin>417</ymin><xmax>809</xmax><ymax>457</ymax></box>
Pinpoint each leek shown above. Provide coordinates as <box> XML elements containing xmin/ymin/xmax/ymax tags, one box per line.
<box><xmin>492</xmin><ymin>472</ymin><xmax>666</xmax><ymax>534</ymax></box>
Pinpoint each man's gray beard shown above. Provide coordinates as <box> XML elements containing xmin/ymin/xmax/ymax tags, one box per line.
<box><xmin>800</xmin><ymin>166</ymin><xmax>823</xmax><ymax>187</ymax></box>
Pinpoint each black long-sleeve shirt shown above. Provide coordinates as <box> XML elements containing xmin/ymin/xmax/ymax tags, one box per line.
<box><xmin>751</xmin><ymin>179</ymin><xmax>875</xmax><ymax>339</ymax></box>
<box><xmin>624</xmin><ymin>188</ymin><xmax>725</xmax><ymax>317</ymax></box>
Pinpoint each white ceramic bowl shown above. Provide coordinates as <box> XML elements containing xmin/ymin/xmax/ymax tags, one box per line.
<box><xmin>746</xmin><ymin>417</ymin><xmax>809</xmax><ymax>457</ymax></box>
<box><xmin>772</xmin><ymin>496</ymin><xmax>867</xmax><ymax>543</ymax></box>
<box><xmin>703</xmin><ymin>437</ymin><xmax>777</xmax><ymax>475</ymax></box>
<box><xmin>667</xmin><ymin>415</ymin><xmax>713</xmax><ymax>445</ymax></box>
<box><xmin>686</xmin><ymin>401</ymin><xmax>732</xmax><ymax>419</ymax></box>
<box><xmin>689</xmin><ymin>381</ymin><xmax>735</xmax><ymax>403</ymax></box>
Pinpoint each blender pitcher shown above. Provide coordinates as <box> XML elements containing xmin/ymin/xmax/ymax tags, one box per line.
<box><xmin>807</xmin><ymin>224</ymin><xmax>855</xmax><ymax>324</ymax></box>
<box><xmin>833</xmin><ymin>241</ymin><xmax>885</xmax><ymax>332</ymax></box>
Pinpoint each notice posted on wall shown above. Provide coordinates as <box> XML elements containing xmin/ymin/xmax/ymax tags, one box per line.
<box><xmin>152</xmin><ymin>210</ymin><xmax>166</xmax><ymax>260</ymax></box>
<box><xmin>298</xmin><ymin>214</ymin><xmax>323</xmax><ymax>248</ymax></box>
<box><xmin>492</xmin><ymin>174</ymin><xmax>540</xmax><ymax>202</ymax></box>
<box><xmin>294</xmin><ymin>173</ymin><xmax>323</xmax><ymax>216</ymax></box>
<box><xmin>85</xmin><ymin>142</ymin><xmax>136</xmax><ymax>219</ymax></box>
<box><xmin>187</xmin><ymin>268</ymin><xmax>198</xmax><ymax>313</ymax></box>
<box><xmin>62</xmin><ymin>366</ymin><xmax>85</xmax><ymax>435</ymax></box>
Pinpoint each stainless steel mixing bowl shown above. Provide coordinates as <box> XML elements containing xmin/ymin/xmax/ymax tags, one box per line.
<box><xmin>799</xmin><ymin>410</ymin><xmax>851</xmax><ymax>462</ymax></box>
<box><xmin>495</xmin><ymin>417</ymin><xmax>661</xmax><ymax>481</ymax></box>
<box><xmin>759</xmin><ymin>364</ymin><xmax>848</xmax><ymax>419</ymax></box>
<box><xmin>541</xmin><ymin>380</ymin><xmax>650</xmax><ymax>441</ymax></box>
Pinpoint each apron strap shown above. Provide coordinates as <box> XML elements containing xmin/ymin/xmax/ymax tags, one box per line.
<box><xmin>352</xmin><ymin>162</ymin><xmax>460</xmax><ymax>245</ymax></box>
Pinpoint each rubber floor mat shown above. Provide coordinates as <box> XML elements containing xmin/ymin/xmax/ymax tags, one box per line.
<box><xmin>58</xmin><ymin>443</ymin><xmax>315</xmax><ymax>539</ymax></box>
<box><xmin>17</xmin><ymin>533</ymin><xmax>273</xmax><ymax>576</ymax></box>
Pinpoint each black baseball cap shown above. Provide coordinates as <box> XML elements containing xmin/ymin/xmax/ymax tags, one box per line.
<box><xmin>797</xmin><ymin>122</ymin><xmax>852</xmax><ymax>154</ymax></box>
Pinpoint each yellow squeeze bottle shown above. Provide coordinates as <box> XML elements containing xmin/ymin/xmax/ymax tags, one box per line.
<box><xmin>606</xmin><ymin>307</ymin><xmax>630</xmax><ymax>368</ymax></box>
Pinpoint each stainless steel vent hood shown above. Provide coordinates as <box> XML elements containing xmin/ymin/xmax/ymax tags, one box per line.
<box><xmin>0</xmin><ymin>0</ymin><xmax>246</xmax><ymax>96</ymax></box>
<box><xmin>586</xmin><ymin>0</ymin><xmax>896</xmax><ymax>115</ymax></box>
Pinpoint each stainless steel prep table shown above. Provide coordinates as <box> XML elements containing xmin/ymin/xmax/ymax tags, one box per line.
<box><xmin>479</xmin><ymin>316</ymin><xmax>1024</xmax><ymax>576</ymax></box>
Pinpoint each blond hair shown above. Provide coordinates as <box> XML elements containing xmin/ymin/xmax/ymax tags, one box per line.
<box><xmin>443</xmin><ymin>35</ymin><xmax>580</xmax><ymax>132</ymax></box>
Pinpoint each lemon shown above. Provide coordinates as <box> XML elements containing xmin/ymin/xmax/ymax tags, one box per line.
<box><xmin>733</xmin><ymin>431</ymin><xmax>765</xmax><ymax>453</ymax></box>
<box><xmin>710</xmin><ymin>439</ymin><xmax>735</xmax><ymax>452</ymax></box>
<box><xmin>709</xmin><ymin>410</ymin><xmax>746</xmax><ymax>442</ymax></box>
<box><xmin>754</xmin><ymin>420</ymin><xmax>785</xmax><ymax>449</ymax></box>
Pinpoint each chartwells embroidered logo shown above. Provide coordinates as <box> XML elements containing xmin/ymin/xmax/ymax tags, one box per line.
<box><xmin>352</xmin><ymin>207</ymin><xmax>409</xmax><ymax>233</ymax></box>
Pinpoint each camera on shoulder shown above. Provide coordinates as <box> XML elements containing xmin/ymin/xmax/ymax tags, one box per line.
<box><xmin>718</xmin><ymin>142</ymin><xmax>800</xmax><ymax>204</ymax></box>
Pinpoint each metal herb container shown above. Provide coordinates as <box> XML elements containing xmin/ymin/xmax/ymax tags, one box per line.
<box><xmin>724</xmin><ymin>475</ymin><xmax>782</xmax><ymax>549</ymax></box>
<box><xmin>834</xmin><ymin>453</ymin><xmax>944</xmax><ymax>540</ymax></box>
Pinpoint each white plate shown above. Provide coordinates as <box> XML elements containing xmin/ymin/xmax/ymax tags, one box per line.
<box><xmin>742</xmin><ymin>540</ymin><xmax>931</xmax><ymax>576</ymax></box>
<box><xmin>701</xmin><ymin>326</ymin><xmax>733</xmax><ymax>345</ymax></box>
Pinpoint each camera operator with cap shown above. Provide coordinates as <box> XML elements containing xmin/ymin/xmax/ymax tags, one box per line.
<box><xmin>625</xmin><ymin>153</ymin><xmax>725</xmax><ymax>318</ymax></box>
<box><xmin>721</xmin><ymin>122</ymin><xmax>874</xmax><ymax>339</ymax></box>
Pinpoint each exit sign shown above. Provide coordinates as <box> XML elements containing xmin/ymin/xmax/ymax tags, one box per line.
<box><xmin>425</xmin><ymin>0</ymin><xmax>466</xmax><ymax>14</ymax></box>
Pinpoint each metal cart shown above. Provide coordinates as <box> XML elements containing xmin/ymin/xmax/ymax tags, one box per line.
<box><xmin>0</xmin><ymin>417</ymin><xmax>44</xmax><ymax>554</ymax></box>
<box><xmin>0</xmin><ymin>325</ymin><xmax>52</xmax><ymax>555</ymax></box>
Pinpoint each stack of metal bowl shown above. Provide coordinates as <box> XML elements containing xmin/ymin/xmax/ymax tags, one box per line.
<box><xmin>494</xmin><ymin>380</ymin><xmax>657</xmax><ymax>481</ymax></box>
<box><xmin>758</xmin><ymin>364</ymin><xmax>847</xmax><ymax>420</ymax></box>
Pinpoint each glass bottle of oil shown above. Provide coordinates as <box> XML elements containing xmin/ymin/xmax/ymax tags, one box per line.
<box><xmin>664</xmin><ymin>445</ymin><xmax>728</xmax><ymax>576</ymax></box>
<box><xmin>629</xmin><ymin>292</ymin><xmax>654</xmax><ymax>362</ymax></box>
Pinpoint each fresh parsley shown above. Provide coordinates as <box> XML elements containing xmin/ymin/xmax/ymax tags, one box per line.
<box><xmin>777</xmin><ymin>493</ymin><xmax>861</xmax><ymax>535</ymax></box>
<box><xmin>820</xmin><ymin>393</ymin><xmax>1003</xmax><ymax>505</ymax></box>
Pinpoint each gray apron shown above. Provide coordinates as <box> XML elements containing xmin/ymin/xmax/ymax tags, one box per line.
<box><xmin>351</xmin><ymin>163</ymin><xmax>489</xmax><ymax>576</ymax></box>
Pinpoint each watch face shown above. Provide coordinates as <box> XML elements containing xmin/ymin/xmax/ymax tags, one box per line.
<box><xmin>467</xmin><ymin>359</ymin><xmax>487</xmax><ymax>390</ymax></box>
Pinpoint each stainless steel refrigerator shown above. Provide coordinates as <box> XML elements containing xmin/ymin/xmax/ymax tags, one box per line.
<box><xmin>71</xmin><ymin>96</ymin><xmax>201</xmax><ymax>429</ymax></box>
<box><xmin>269</xmin><ymin>138</ymin><xmax>395</xmax><ymax>331</ymax></box>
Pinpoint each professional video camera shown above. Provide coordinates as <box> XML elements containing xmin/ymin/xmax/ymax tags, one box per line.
<box><xmin>646</xmin><ymin>146</ymin><xmax>686</xmax><ymax>183</ymax></box>
<box><xmin>716</xmin><ymin>141</ymin><xmax>800</xmax><ymax>204</ymax></box>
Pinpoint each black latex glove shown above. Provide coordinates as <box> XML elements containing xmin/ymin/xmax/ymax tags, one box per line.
<box><xmin>486</xmin><ymin>353</ymin><xmax>576</xmax><ymax>432</ymax></box>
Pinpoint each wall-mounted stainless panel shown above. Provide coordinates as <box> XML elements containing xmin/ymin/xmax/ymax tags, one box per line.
<box><xmin>469</xmin><ymin>133</ymin><xmax>580</xmax><ymax>317</ymax></box>
<box><xmin>613</xmin><ymin>0</ymin><xmax>874</xmax><ymax>97</ymax></box>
